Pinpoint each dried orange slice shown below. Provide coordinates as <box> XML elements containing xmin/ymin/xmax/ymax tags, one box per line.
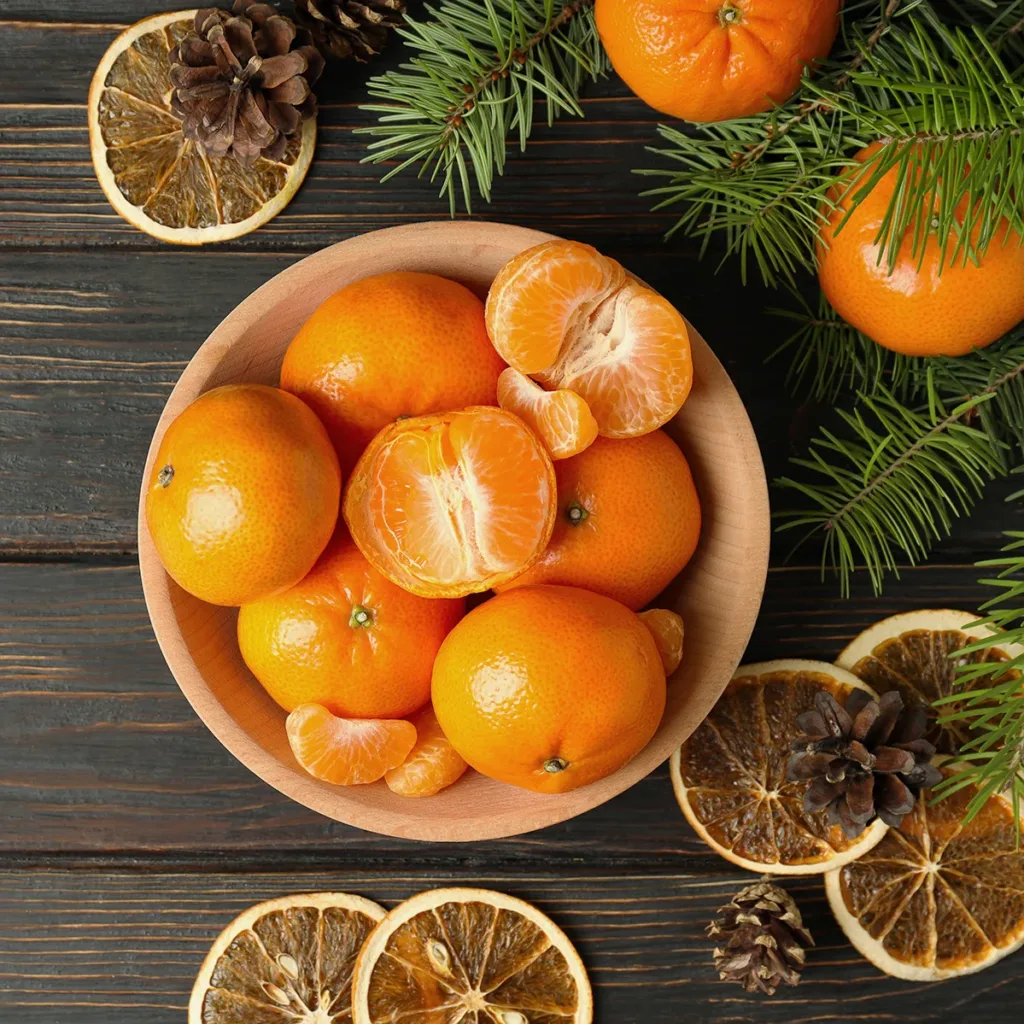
<box><xmin>189</xmin><ymin>892</ymin><xmax>385</xmax><ymax>1024</ymax></box>
<box><xmin>485</xmin><ymin>240</ymin><xmax>693</xmax><ymax>438</ymax></box>
<box><xmin>343</xmin><ymin>407</ymin><xmax>557</xmax><ymax>598</ymax></box>
<box><xmin>286</xmin><ymin>703</ymin><xmax>417</xmax><ymax>786</ymax></box>
<box><xmin>671</xmin><ymin>659</ymin><xmax>889</xmax><ymax>874</ymax></box>
<box><xmin>385</xmin><ymin>705</ymin><xmax>469</xmax><ymax>798</ymax></box>
<box><xmin>351</xmin><ymin>888</ymin><xmax>593</xmax><ymax>1023</ymax></box>
<box><xmin>826</xmin><ymin>765</ymin><xmax>1024</xmax><ymax>980</ymax></box>
<box><xmin>836</xmin><ymin>609</ymin><xmax>1024</xmax><ymax>754</ymax></box>
<box><xmin>639</xmin><ymin>608</ymin><xmax>685</xmax><ymax>676</ymax></box>
<box><xmin>497</xmin><ymin>367</ymin><xmax>599</xmax><ymax>460</ymax></box>
<box><xmin>88</xmin><ymin>11</ymin><xmax>315</xmax><ymax>244</ymax></box>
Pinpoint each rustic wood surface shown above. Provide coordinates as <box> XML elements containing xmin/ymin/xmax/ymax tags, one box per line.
<box><xmin>1</xmin><ymin>4</ymin><xmax>1022</xmax><ymax>1021</ymax></box>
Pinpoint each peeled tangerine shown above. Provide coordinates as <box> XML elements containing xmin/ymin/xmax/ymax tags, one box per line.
<box><xmin>486</xmin><ymin>240</ymin><xmax>693</xmax><ymax>438</ymax></box>
<box><xmin>343</xmin><ymin>406</ymin><xmax>557</xmax><ymax>599</ymax></box>
<box><xmin>497</xmin><ymin>367</ymin><xmax>599</xmax><ymax>459</ymax></box>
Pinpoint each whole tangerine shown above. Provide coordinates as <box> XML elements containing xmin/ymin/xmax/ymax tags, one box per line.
<box><xmin>432</xmin><ymin>584</ymin><xmax>667</xmax><ymax>794</ymax></box>
<box><xmin>238</xmin><ymin>532</ymin><xmax>463</xmax><ymax>719</ymax></box>
<box><xmin>280</xmin><ymin>271</ymin><xmax>506</xmax><ymax>469</ymax></box>
<box><xmin>596</xmin><ymin>0</ymin><xmax>841</xmax><ymax>123</ymax></box>
<box><xmin>498</xmin><ymin>431</ymin><xmax>701</xmax><ymax>611</ymax></box>
<box><xmin>818</xmin><ymin>143</ymin><xmax>1024</xmax><ymax>357</ymax></box>
<box><xmin>146</xmin><ymin>383</ymin><xmax>340</xmax><ymax>607</ymax></box>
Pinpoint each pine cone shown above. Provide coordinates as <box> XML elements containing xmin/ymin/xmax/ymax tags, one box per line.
<box><xmin>170</xmin><ymin>1</ymin><xmax>326</xmax><ymax>164</ymax></box>
<box><xmin>708</xmin><ymin>881</ymin><xmax>813</xmax><ymax>995</ymax></box>
<box><xmin>293</xmin><ymin>0</ymin><xmax>405</xmax><ymax>61</ymax></box>
<box><xmin>787</xmin><ymin>688</ymin><xmax>943</xmax><ymax>838</ymax></box>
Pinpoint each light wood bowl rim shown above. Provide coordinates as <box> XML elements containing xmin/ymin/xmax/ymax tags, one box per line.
<box><xmin>138</xmin><ymin>220</ymin><xmax>770</xmax><ymax>842</ymax></box>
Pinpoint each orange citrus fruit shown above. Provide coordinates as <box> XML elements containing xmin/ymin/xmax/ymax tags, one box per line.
<box><xmin>281</xmin><ymin>271</ymin><xmax>505</xmax><ymax>468</ymax></box>
<box><xmin>384</xmin><ymin>704</ymin><xmax>469</xmax><ymax>798</ymax></box>
<box><xmin>237</xmin><ymin>532</ymin><xmax>463</xmax><ymax>719</ymax></box>
<box><xmin>343</xmin><ymin>406</ymin><xmax>557</xmax><ymax>598</ymax></box>
<box><xmin>596</xmin><ymin>0</ymin><xmax>841</xmax><ymax>123</ymax></box>
<box><xmin>496</xmin><ymin>367</ymin><xmax>599</xmax><ymax>459</ymax></box>
<box><xmin>432</xmin><ymin>584</ymin><xmax>666</xmax><ymax>794</ymax></box>
<box><xmin>286</xmin><ymin>703</ymin><xmax>417</xmax><ymax>786</ymax></box>
<box><xmin>671</xmin><ymin>660</ymin><xmax>889</xmax><ymax>874</ymax></box>
<box><xmin>819</xmin><ymin>143</ymin><xmax>1024</xmax><ymax>356</ymax></box>
<box><xmin>499</xmin><ymin>431</ymin><xmax>701</xmax><ymax>610</ymax></box>
<box><xmin>639</xmin><ymin>608</ymin><xmax>685</xmax><ymax>676</ymax></box>
<box><xmin>826</xmin><ymin>765</ymin><xmax>1024</xmax><ymax>980</ymax></box>
<box><xmin>485</xmin><ymin>240</ymin><xmax>693</xmax><ymax>438</ymax></box>
<box><xmin>145</xmin><ymin>383</ymin><xmax>340</xmax><ymax>607</ymax></box>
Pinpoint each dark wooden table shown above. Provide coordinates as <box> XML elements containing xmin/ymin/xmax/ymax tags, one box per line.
<box><xmin>3</xmin><ymin>4</ymin><xmax>1023</xmax><ymax>1022</ymax></box>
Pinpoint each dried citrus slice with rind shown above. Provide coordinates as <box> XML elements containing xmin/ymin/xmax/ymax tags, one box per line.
<box><xmin>189</xmin><ymin>892</ymin><xmax>386</xmax><ymax>1024</ymax></box>
<box><xmin>497</xmin><ymin>368</ymin><xmax>599</xmax><ymax>460</ymax></box>
<box><xmin>88</xmin><ymin>10</ymin><xmax>315</xmax><ymax>244</ymax></box>
<box><xmin>671</xmin><ymin>658</ymin><xmax>889</xmax><ymax>874</ymax></box>
<box><xmin>836</xmin><ymin>609</ymin><xmax>1024</xmax><ymax>754</ymax></box>
<box><xmin>352</xmin><ymin>887</ymin><xmax>593</xmax><ymax>1024</ymax></box>
<box><xmin>344</xmin><ymin>407</ymin><xmax>557</xmax><ymax>599</ymax></box>
<box><xmin>826</xmin><ymin>764</ymin><xmax>1024</xmax><ymax>980</ymax></box>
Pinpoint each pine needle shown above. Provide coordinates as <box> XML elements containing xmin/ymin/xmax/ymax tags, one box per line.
<box><xmin>356</xmin><ymin>0</ymin><xmax>605</xmax><ymax>214</ymax></box>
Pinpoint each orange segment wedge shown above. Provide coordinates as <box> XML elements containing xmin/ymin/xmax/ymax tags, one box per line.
<box><xmin>497</xmin><ymin>367</ymin><xmax>599</xmax><ymax>459</ymax></box>
<box><xmin>639</xmin><ymin>608</ymin><xmax>685</xmax><ymax>676</ymax></box>
<box><xmin>486</xmin><ymin>240</ymin><xmax>625</xmax><ymax>374</ymax></box>
<box><xmin>343</xmin><ymin>407</ymin><xmax>557</xmax><ymax>598</ymax></box>
<box><xmin>486</xmin><ymin>240</ymin><xmax>694</xmax><ymax>438</ymax></box>
<box><xmin>385</xmin><ymin>705</ymin><xmax>469</xmax><ymax>798</ymax></box>
<box><xmin>286</xmin><ymin>703</ymin><xmax>417</xmax><ymax>786</ymax></box>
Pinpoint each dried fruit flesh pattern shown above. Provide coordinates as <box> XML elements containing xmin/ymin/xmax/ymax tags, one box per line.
<box><xmin>344</xmin><ymin>408</ymin><xmax>556</xmax><ymax>598</ymax></box>
<box><xmin>366</xmin><ymin>902</ymin><xmax>579</xmax><ymax>1023</ymax></box>
<box><xmin>849</xmin><ymin>628</ymin><xmax>1017</xmax><ymax>753</ymax></box>
<box><xmin>96</xmin><ymin>16</ymin><xmax>304</xmax><ymax>229</ymax></box>
<box><xmin>678</xmin><ymin>671</ymin><xmax>874</xmax><ymax>866</ymax></box>
<box><xmin>833</xmin><ymin>770</ymin><xmax>1024</xmax><ymax>975</ymax></box>
<box><xmin>200</xmin><ymin>904</ymin><xmax>379</xmax><ymax>1022</ymax></box>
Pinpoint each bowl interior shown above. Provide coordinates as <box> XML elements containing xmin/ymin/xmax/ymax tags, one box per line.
<box><xmin>138</xmin><ymin>221</ymin><xmax>769</xmax><ymax>842</ymax></box>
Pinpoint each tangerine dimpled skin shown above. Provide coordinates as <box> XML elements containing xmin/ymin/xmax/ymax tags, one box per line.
<box><xmin>431</xmin><ymin>585</ymin><xmax>667</xmax><ymax>794</ymax></box>
<box><xmin>145</xmin><ymin>383</ymin><xmax>341</xmax><ymax>607</ymax></box>
<box><xmin>499</xmin><ymin>431</ymin><xmax>701</xmax><ymax>611</ymax></box>
<box><xmin>596</xmin><ymin>0</ymin><xmax>841</xmax><ymax>124</ymax></box>
<box><xmin>818</xmin><ymin>143</ymin><xmax>1024</xmax><ymax>357</ymax></box>
<box><xmin>280</xmin><ymin>271</ymin><xmax>506</xmax><ymax>469</ymax></box>
<box><xmin>237</xmin><ymin>532</ymin><xmax>464</xmax><ymax>719</ymax></box>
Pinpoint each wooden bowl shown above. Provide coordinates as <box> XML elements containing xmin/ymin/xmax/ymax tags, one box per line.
<box><xmin>138</xmin><ymin>221</ymin><xmax>769</xmax><ymax>842</ymax></box>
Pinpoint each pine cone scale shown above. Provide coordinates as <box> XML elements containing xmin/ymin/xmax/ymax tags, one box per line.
<box><xmin>295</xmin><ymin>0</ymin><xmax>405</xmax><ymax>62</ymax></box>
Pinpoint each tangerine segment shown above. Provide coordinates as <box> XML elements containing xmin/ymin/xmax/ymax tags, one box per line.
<box><xmin>826</xmin><ymin>767</ymin><xmax>1024</xmax><ymax>980</ymax></box>
<box><xmin>535</xmin><ymin>279</ymin><xmax>693</xmax><ymax>438</ymax></box>
<box><xmin>286</xmin><ymin>704</ymin><xmax>417</xmax><ymax>786</ymax></box>
<box><xmin>351</xmin><ymin>888</ymin><xmax>593</xmax><ymax>1024</ymax></box>
<box><xmin>344</xmin><ymin>407</ymin><xmax>557</xmax><ymax>598</ymax></box>
<box><xmin>639</xmin><ymin>609</ymin><xmax>685</xmax><ymax>676</ymax></box>
<box><xmin>384</xmin><ymin>705</ymin><xmax>469</xmax><ymax>798</ymax></box>
<box><xmin>486</xmin><ymin>240</ymin><xmax>625</xmax><ymax>374</ymax></box>
<box><xmin>671</xmin><ymin>660</ymin><xmax>888</xmax><ymax>874</ymax></box>
<box><xmin>497</xmin><ymin>367</ymin><xmax>599</xmax><ymax>460</ymax></box>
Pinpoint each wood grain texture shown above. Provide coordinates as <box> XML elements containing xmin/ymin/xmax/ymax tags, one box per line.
<box><xmin>0</xmin><ymin>559</ymin><xmax>1003</xmax><ymax>863</ymax></box>
<box><xmin>0</xmin><ymin>869</ymin><xmax>1019</xmax><ymax>1024</ymax></box>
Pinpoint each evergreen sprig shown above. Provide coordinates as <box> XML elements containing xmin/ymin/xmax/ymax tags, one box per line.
<box><xmin>356</xmin><ymin>0</ymin><xmax>605</xmax><ymax>213</ymax></box>
<box><xmin>635</xmin><ymin>0</ymin><xmax>1024</xmax><ymax>286</ymax></box>
<box><xmin>932</xmin><ymin>523</ymin><xmax>1024</xmax><ymax>834</ymax></box>
<box><xmin>775</xmin><ymin>374</ymin><xmax>1008</xmax><ymax>597</ymax></box>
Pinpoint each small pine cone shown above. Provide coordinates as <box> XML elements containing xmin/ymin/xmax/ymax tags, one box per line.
<box><xmin>708</xmin><ymin>881</ymin><xmax>814</xmax><ymax>996</ymax></box>
<box><xmin>170</xmin><ymin>1</ymin><xmax>326</xmax><ymax>164</ymax></box>
<box><xmin>293</xmin><ymin>0</ymin><xmax>405</xmax><ymax>62</ymax></box>
<box><xmin>787</xmin><ymin>688</ymin><xmax>943</xmax><ymax>838</ymax></box>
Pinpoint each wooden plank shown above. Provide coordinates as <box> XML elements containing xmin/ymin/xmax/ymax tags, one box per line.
<box><xmin>0</xmin><ymin>559</ymin><xmax>1006</xmax><ymax>863</ymax></box>
<box><xmin>0</xmin><ymin>868</ymin><xmax>1017</xmax><ymax>1023</ymax></box>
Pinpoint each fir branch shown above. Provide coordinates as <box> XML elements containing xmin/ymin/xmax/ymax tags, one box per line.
<box><xmin>356</xmin><ymin>0</ymin><xmax>605</xmax><ymax>214</ymax></box>
<box><xmin>775</xmin><ymin>374</ymin><xmax>1008</xmax><ymax>596</ymax></box>
<box><xmin>931</xmin><ymin>525</ymin><xmax>1024</xmax><ymax>833</ymax></box>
